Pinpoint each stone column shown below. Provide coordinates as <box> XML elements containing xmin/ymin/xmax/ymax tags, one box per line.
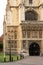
<box><xmin>17</xmin><ymin>26</ymin><xmax>22</xmax><ymax>54</ymax></box>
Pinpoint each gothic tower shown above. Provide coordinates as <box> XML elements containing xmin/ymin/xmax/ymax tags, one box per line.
<box><xmin>3</xmin><ymin>0</ymin><xmax>43</xmax><ymax>56</ymax></box>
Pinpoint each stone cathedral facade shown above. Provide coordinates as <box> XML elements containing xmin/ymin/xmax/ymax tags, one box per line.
<box><xmin>3</xmin><ymin>0</ymin><xmax>43</xmax><ymax>56</ymax></box>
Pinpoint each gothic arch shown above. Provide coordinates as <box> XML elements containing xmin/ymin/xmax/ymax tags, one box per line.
<box><xmin>25</xmin><ymin>10</ymin><xmax>38</xmax><ymax>21</ymax></box>
<box><xmin>29</xmin><ymin>42</ymin><xmax>40</xmax><ymax>56</ymax></box>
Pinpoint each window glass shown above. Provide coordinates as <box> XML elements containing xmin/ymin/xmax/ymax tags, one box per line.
<box><xmin>22</xmin><ymin>30</ymin><xmax>26</xmax><ymax>38</ymax></box>
<box><xmin>29</xmin><ymin>0</ymin><xmax>32</xmax><ymax>4</ymax></box>
<box><xmin>14</xmin><ymin>31</ymin><xmax>17</xmax><ymax>39</ymax></box>
<box><xmin>32</xmin><ymin>31</ymin><xmax>38</xmax><ymax>38</ymax></box>
<box><xmin>27</xmin><ymin>31</ymin><xmax>30</xmax><ymax>38</ymax></box>
<box><xmin>22</xmin><ymin>40</ymin><xmax>26</xmax><ymax>49</ymax></box>
<box><xmin>14</xmin><ymin>41</ymin><xmax>17</xmax><ymax>48</ymax></box>
<box><xmin>25</xmin><ymin>10</ymin><xmax>38</xmax><ymax>21</ymax></box>
<box><xmin>39</xmin><ymin>31</ymin><xmax>42</xmax><ymax>38</ymax></box>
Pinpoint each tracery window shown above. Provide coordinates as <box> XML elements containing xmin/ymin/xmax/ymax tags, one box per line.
<box><xmin>27</xmin><ymin>31</ymin><xmax>30</xmax><ymax>38</ymax></box>
<box><xmin>22</xmin><ymin>40</ymin><xmax>26</xmax><ymax>49</ymax></box>
<box><xmin>11</xmin><ymin>43</ymin><xmax>14</xmax><ymax>48</ymax></box>
<box><xmin>22</xmin><ymin>30</ymin><xmax>26</xmax><ymax>38</ymax></box>
<box><xmin>39</xmin><ymin>31</ymin><xmax>42</xmax><ymax>38</ymax></box>
<box><xmin>14</xmin><ymin>30</ymin><xmax>17</xmax><ymax>39</ymax></box>
<box><xmin>8</xmin><ymin>40</ymin><xmax>14</xmax><ymax>48</ymax></box>
<box><xmin>25</xmin><ymin>10</ymin><xmax>38</xmax><ymax>21</ymax></box>
<box><xmin>14</xmin><ymin>41</ymin><xmax>17</xmax><ymax>48</ymax></box>
<box><xmin>29</xmin><ymin>0</ymin><xmax>32</xmax><ymax>4</ymax></box>
<box><xmin>32</xmin><ymin>31</ymin><xmax>38</xmax><ymax>38</ymax></box>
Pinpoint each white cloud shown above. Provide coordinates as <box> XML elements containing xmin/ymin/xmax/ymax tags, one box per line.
<box><xmin>0</xmin><ymin>0</ymin><xmax>7</xmax><ymax>36</ymax></box>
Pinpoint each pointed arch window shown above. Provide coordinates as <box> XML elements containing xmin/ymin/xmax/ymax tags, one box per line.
<box><xmin>25</xmin><ymin>10</ymin><xmax>38</xmax><ymax>21</ymax></box>
<box><xmin>14</xmin><ymin>30</ymin><xmax>17</xmax><ymax>39</ymax></box>
<box><xmin>29</xmin><ymin>0</ymin><xmax>32</xmax><ymax>4</ymax></box>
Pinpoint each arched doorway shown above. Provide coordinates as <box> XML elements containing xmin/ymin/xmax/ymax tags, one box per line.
<box><xmin>29</xmin><ymin>42</ymin><xmax>40</xmax><ymax>56</ymax></box>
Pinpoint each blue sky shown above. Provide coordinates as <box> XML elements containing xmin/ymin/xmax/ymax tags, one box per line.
<box><xmin>0</xmin><ymin>0</ymin><xmax>7</xmax><ymax>36</ymax></box>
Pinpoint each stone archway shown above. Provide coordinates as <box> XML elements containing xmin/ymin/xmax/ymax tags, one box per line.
<box><xmin>29</xmin><ymin>42</ymin><xmax>40</xmax><ymax>56</ymax></box>
<box><xmin>25</xmin><ymin>10</ymin><xmax>38</xmax><ymax>21</ymax></box>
